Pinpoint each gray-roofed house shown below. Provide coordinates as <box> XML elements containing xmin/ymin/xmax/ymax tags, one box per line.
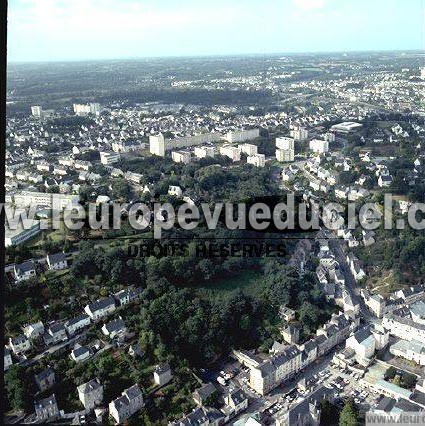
<box><xmin>65</xmin><ymin>314</ymin><xmax>91</xmax><ymax>336</ymax></box>
<box><xmin>113</xmin><ymin>289</ymin><xmax>131</xmax><ymax>306</ymax></box>
<box><xmin>77</xmin><ymin>379</ymin><xmax>103</xmax><ymax>410</ymax></box>
<box><xmin>192</xmin><ymin>383</ymin><xmax>217</xmax><ymax>406</ymax></box>
<box><xmin>44</xmin><ymin>322</ymin><xmax>68</xmax><ymax>346</ymax></box>
<box><xmin>171</xmin><ymin>407</ymin><xmax>225</xmax><ymax>425</ymax></box>
<box><xmin>23</xmin><ymin>321</ymin><xmax>45</xmax><ymax>340</ymax></box>
<box><xmin>84</xmin><ymin>297</ymin><xmax>116</xmax><ymax>321</ymax></box>
<box><xmin>153</xmin><ymin>363</ymin><xmax>172</xmax><ymax>386</ymax></box>
<box><xmin>275</xmin><ymin>385</ymin><xmax>333</xmax><ymax>425</ymax></box>
<box><xmin>101</xmin><ymin>318</ymin><xmax>127</xmax><ymax>339</ymax></box>
<box><xmin>71</xmin><ymin>344</ymin><xmax>91</xmax><ymax>363</ymax></box>
<box><xmin>35</xmin><ymin>367</ymin><xmax>55</xmax><ymax>392</ymax></box>
<box><xmin>108</xmin><ymin>384</ymin><xmax>144</xmax><ymax>424</ymax></box>
<box><xmin>46</xmin><ymin>252</ymin><xmax>68</xmax><ymax>270</ymax></box>
<box><xmin>128</xmin><ymin>344</ymin><xmax>144</xmax><ymax>359</ymax></box>
<box><xmin>34</xmin><ymin>394</ymin><xmax>60</xmax><ymax>423</ymax></box>
<box><xmin>9</xmin><ymin>334</ymin><xmax>31</xmax><ymax>354</ymax></box>
<box><xmin>224</xmin><ymin>388</ymin><xmax>248</xmax><ymax>416</ymax></box>
<box><xmin>14</xmin><ymin>260</ymin><xmax>36</xmax><ymax>281</ymax></box>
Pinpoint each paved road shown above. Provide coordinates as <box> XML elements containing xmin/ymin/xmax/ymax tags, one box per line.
<box><xmin>328</xmin><ymin>237</ymin><xmax>374</xmax><ymax>322</ymax></box>
<box><xmin>230</xmin><ymin>351</ymin><xmax>336</xmax><ymax>424</ymax></box>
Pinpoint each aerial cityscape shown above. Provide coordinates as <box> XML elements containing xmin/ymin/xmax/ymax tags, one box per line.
<box><xmin>3</xmin><ymin>1</ymin><xmax>425</xmax><ymax>425</ymax></box>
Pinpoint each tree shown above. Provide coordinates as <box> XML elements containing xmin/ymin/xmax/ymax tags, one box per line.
<box><xmin>4</xmin><ymin>365</ymin><xmax>34</xmax><ymax>412</ymax></box>
<box><xmin>320</xmin><ymin>399</ymin><xmax>339</xmax><ymax>426</ymax></box>
<box><xmin>339</xmin><ymin>400</ymin><xmax>359</xmax><ymax>426</ymax></box>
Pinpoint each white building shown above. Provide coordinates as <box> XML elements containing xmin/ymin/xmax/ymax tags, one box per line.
<box><xmin>171</xmin><ymin>150</ymin><xmax>191</xmax><ymax>164</ymax></box>
<box><xmin>382</xmin><ymin>312</ymin><xmax>425</xmax><ymax>342</ymax></box>
<box><xmin>46</xmin><ymin>252</ymin><xmax>68</xmax><ymax>270</ymax></box>
<box><xmin>276</xmin><ymin>137</ymin><xmax>295</xmax><ymax>150</ymax></box>
<box><xmin>194</xmin><ymin>146</ymin><xmax>215</xmax><ymax>159</ymax></box>
<box><xmin>71</xmin><ymin>344</ymin><xmax>91</xmax><ymax>363</ymax></box>
<box><xmin>225</xmin><ymin>129</ymin><xmax>259</xmax><ymax>143</ymax></box>
<box><xmin>149</xmin><ymin>134</ymin><xmax>166</xmax><ymax>157</ymax></box>
<box><xmin>6</xmin><ymin>220</ymin><xmax>41</xmax><ymax>248</ymax></box>
<box><xmin>276</xmin><ymin>148</ymin><xmax>294</xmax><ymax>162</ymax></box>
<box><xmin>346</xmin><ymin>327</ymin><xmax>376</xmax><ymax>363</ymax></box>
<box><xmin>31</xmin><ymin>105</ymin><xmax>43</xmax><ymax>117</ymax></box>
<box><xmin>238</xmin><ymin>143</ymin><xmax>258</xmax><ymax>156</ymax></box>
<box><xmin>78</xmin><ymin>379</ymin><xmax>104</xmax><ymax>411</ymax></box>
<box><xmin>13</xmin><ymin>191</ymin><xmax>79</xmax><ymax>210</ymax></box>
<box><xmin>9</xmin><ymin>335</ymin><xmax>31</xmax><ymax>354</ymax></box>
<box><xmin>330</xmin><ymin>122</ymin><xmax>363</xmax><ymax>134</ymax></box>
<box><xmin>100</xmin><ymin>151</ymin><xmax>120</xmax><ymax>165</ymax></box>
<box><xmin>220</xmin><ymin>145</ymin><xmax>241</xmax><ymax>162</ymax></box>
<box><xmin>168</xmin><ymin>186</ymin><xmax>183</xmax><ymax>197</ymax></box>
<box><xmin>23</xmin><ymin>321</ymin><xmax>45</xmax><ymax>340</ymax></box>
<box><xmin>14</xmin><ymin>260</ymin><xmax>36</xmax><ymax>282</ymax></box>
<box><xmin>290</xmin><ymin>126</ymin><xmax>308</xmax><ymax>141</ymax></box>
<box><xmin>109</xmin><ymin>384</ymin><xmax>144</xmax><ymax>424</ymax></box>
<box><xmin>250</xmin><ymin>346</ymin><xmax>302</xmax><ymax>395</ymax></box>
<box><xmin>309</xmin><ymin>139</ymin><xmax>329</xmax><ymax>153</ymax></box>
<box><xmin>390</xmin><ymin>339</ymin><xmax>425</xmax><ymax>366</ymax></box>
<box><xmin>101</xmin><ymin>318</ymin><xmax>127</xmax><ymax>339</ymax></box>
<box><xmin>65</xmin><ymin>314</ymin><xmax>91</xmax><ymax>336</ymax></box>
<box><xmin>153</xmin><ymin>363</ymin><xmax>172</xmax><ymax>386</ymax></box>
<box><xmin>73</xmin><ymin>103</ymin><xmax>101</xmax><ymax>116</ymax></box>
<box><xmin>247</xmin><ymin>153</ymin><xmax>265</xmax><ymax>167</ymax></box>
<box><xmin>84</xmin><ymin>297</ymin><xmax>116</xmax><ymax>321</ymax></box>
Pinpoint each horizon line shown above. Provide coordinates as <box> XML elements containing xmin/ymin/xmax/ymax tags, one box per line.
<box><xmin>7</xmin><ymin>48</ymin><xmax>425</xmax><ymax>65</ymax></box>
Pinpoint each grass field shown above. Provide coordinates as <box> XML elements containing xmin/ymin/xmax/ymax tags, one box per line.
<box><xmin>196</xmin><ymin>270</ymin><xmax>263</xmax><ymax>299</ymax></box>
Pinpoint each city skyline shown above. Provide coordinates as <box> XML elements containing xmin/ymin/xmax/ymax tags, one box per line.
<box><xmin>7</xmin><ymin>0</ymin><xmax>425</xmax><ymax>62</ymax></box>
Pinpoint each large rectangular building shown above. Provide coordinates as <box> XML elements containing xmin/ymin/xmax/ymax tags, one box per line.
<box><xmin>150</xmin><ymin>132</ymin><xmax>222</xmax><ymax>155</ymax></box>
<box><xmin>12</xmin><ymin>191</ymin><xmax>80</xmax><ymax>210</ymax></box>
<box><xmin>5</xmin><ymin>220</ymin><xmax>41</xmax><ymax>247</ymax></box>
<box><xmin>225</xmin><ymin>129</ymin><xmax>260</xmax><ymax>143</ymax></box>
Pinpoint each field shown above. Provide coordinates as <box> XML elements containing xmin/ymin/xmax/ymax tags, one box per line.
<box><xmin>196</xmin><ymin>270</ymin><xmax>263</xmax><ymax>299</ymax></box>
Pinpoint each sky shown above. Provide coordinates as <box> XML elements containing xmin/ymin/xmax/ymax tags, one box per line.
<box><xmin>7</xmin><ymin>0</ymin><xmax>425</xmax><ymax>62</ymax></box>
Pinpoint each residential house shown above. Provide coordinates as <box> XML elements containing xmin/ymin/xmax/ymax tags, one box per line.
<box><xmin>46</xmin><ymin>252</ymin><xmax>68</xmax><ymax>270</ymax></box>
<box><xmin>128</xmin><ymin>344</ymin><xmax>144</xmax><ymax>359</ymax></box>
<box><xmin>223</xmin><ymin>388</ymin><xmax>248</xmax><ymax>416</ymax></box>
<box><xmin>280</xmin><ymin>325</ymin><xmax>300</xmax><ymax>344</ymax></box>
<box><xmin>193</xmin><ymin>383</ymin><xmax>217</xmax><ymax>406</ymax></box>
<box><xmin>65</xmin><ymin>314</ymin><xmax>91</xmax><ymax>336</ymax></box>
<box><xmin>153</xmin><ymin>363</ymin><xmax>172</xmax><ymax>386</ymax></box>
<box><xmin>71</xmin><ymin>344</ymin><xmax>91</xmax><ymax>363</ymax></box>
<box><xmin>378</xmin><ymin>175</ymin><xmax>393</xmax><ymax>187</ymax></box>
<box><xmin>9</xmin><ymin>335</ymin><xmax>31</xmax><ymax>354</ymax></box>
<box><xmin>360</xmin><ymin>289</ymin><xmax>386</xmax><ymax>318</ymax></box>
<box><xmin>23</xmin><ymin>321</ymin><xmax>45</xmax><ymax>340</ymax></box>
<box><xmin>113</xmin><ymin>289</ymin><xmax>131</xmax><ymax>306</ymax></box>
<box><xmin>108</xmin><ymin>384</ymin><xmax>144</xmax><ymax>424</ymax></box>
<box><xmin>78</xmin><ymin>379</ymin><xmax>104</xmax><ymax>411</ymax></box>
<box><xmin>390</xmin><ymin>340</ymin><xmax>425</xmax><ymax>366</ymax></box>
<box><xmin>35</xmin><ymin>367</ymin><xmax>55</xmax><ymax>392</ymax></box>
<box><xmin>101</xmin><ymin>318</ymin><xmax>127</xmax><ymax>339</ymax></box>
<box><xmin>34</xmin><ymin>394</ymin><xmax>60</xmax><ymax>423</ymax></box>
<box><xmin>14</xmin><ymin>260</ymin><xmax>36</xmax><ymax>281</ymax></box>
<box><xmin>168</xmin><ymin>185</ymin><xmax>183</xmax><ymax>197</ymax></box>
<box><xmin>346</xmin><ymin>327</ymin><xmax>376</xmax><ymax>365</ymax></box>
<box><xmin>44</xmin><ymin>323</ymin><xmax>68</xmax><ymax>346</ymax></box>
<box><xmin>84</xmin><ymin>297</ymin><xmax>116</xmax><ymax>321</ymax></box>
<box><xmin>278</xmin><ymin>306</ymin><xmax>296</xmax><ymax>322</ymax></box>
<box><xmin>249</xmin><ymin>346</ymin><xmax>302</xmax><ymax>395</ymax></box>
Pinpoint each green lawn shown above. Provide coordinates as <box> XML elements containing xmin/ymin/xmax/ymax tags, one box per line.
<box><xmin>196</xmin><ymin>270</ymin><xmax>263</xmax><ymax>299</ymax></box>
